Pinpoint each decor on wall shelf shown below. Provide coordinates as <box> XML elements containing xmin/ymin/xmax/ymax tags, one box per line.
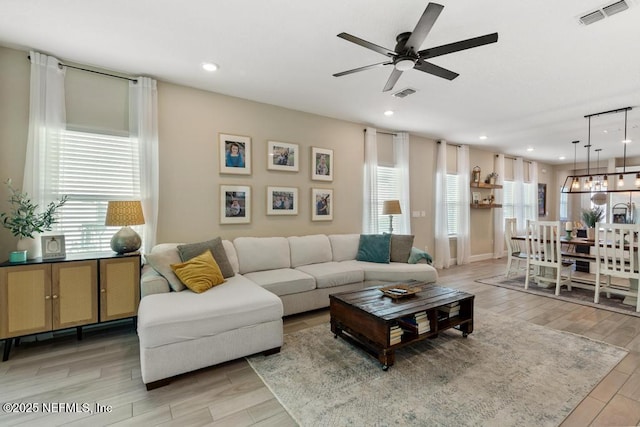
<box><xmin>311</xmin><ymin>188</ymin><xmax>333</xmax><ymax>221</ymax></box>
<box><xmin>562</xmin><ymin>106</ymin><xmax>637</xmax><ymax>194</ymax></box>
<box><xmin>486</xmin><ymin>172</ymin><xmax>498</xmax><ymax>185</ymax></box>
<box><xmin>382</xmin><ymin>199</ymin><xmax>402</xmax><ymax>233</ymax></box>
<box><xmin>472</xmin><ymin>166</ymin><xmax>481</xmax><ymax>183</ymax></box>
<box><xmin>311</xmin><ymin>147</ymin><xmax>333</xmax><ymax>181</ymax></box>
<box><xmin>267</xmin><ymin>186</ymin><xmax>298</xmax><ymax>215</ymax></box>
<box><xmin>41</xmin><ymin>235</ymin><xmax>66</xmax><ymax>259</ymax></box>
<box><xmin>105</xmin><ymin>200</ymin><xmax>145</xmax><ymax>254</ymax></box>
<box><xmin>267</xmin><ymin>141</ymin><xmax>299</xmax><ymax>172</ymax></box>
<box><xmin>220</xmin><ymin>185</ymin><xmax>251</xmax><ymax>224</ymax></box>
<box><xmin>219</xmin><ymin>133</ymin><xmax>252</xmax><ymax>175</ymax></box>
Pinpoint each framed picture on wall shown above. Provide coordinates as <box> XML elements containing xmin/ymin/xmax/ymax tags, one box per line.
<box><xmin>41</xmin><ymin>235</ymin><xmax>66</xmax><ymax>259</ymax></box>
<box><xmin>219</xmin><ymin>133</ymin><xmax>251</xmax><ymax>175</ymax></box>
<box><xmin>311</xmin><ymin>188</ymin><xmax>333</xmax><ymax>221</ymax></box>
<box><xmin>538</xmin><ymin>183</ymin><xmax>547</xmax><ymax>216</ymax></box>
<box><xmin>311</xmin><ymin>147</ymin><xmax>333</xmax><ymax>181</ymax></box>
<box><xmin>267</xmin><ymin>186</ymin><xmax>298</xmax><ymax>215</ymax></box>
<box><xmin>220</xmin><ymin>185</ymin><xmax>251</xmax><ymax>224</ymax></box>
<box><xmin>267</xmin><ymin>141</ymin><xmax>299</xmax><ymax>172</ymax></box>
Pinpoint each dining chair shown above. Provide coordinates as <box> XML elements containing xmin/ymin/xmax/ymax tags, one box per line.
<box><xmin>504</xmin><ymin>218</ymin><xmax>527</xmax><ymax>277</ymax></box>
<box><xmin>594</xmin><ymin>222</ymin><xmax>640</xmax><ymax>312</ymax></box>
<box><xmin>525</xmin><ymin>220</ymin><xmax>573</xmax><ymax>296</ymax></box>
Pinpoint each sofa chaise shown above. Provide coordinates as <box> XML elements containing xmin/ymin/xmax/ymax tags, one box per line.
<box><xmin>137</xmin><ymin>233</ymin><xmax>437</xmax><ymax>388</ymax></box>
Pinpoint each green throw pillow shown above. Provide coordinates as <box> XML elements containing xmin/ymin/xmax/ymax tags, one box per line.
<box><xmin>408</xmin><ymin>247</ymin><xmax>433</xmax><ymax>265</ymax></box>
<box><xmin>177</xmin><ymin>237</ymin><xmax>235</xmax><ymax>278</ymax></box>
<box><xmin>356</xmin><ymin>234</ymin><xmax>391</xmax><ymax>264</ymax></box>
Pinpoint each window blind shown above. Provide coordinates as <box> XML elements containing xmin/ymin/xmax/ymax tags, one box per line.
<box><xmin>377</xmin><ymin>166</ymin><xmax>402</xmax><ymax>233</ymax></box>
<box><xmin>446</xmin><ymin>174</ymin><xmax>459</xmax><ymax>235</ymax></box>
<box><xmin>46</xmin><ymin>129</ymin><xmax>142</xmax><ymax>253</ymax></box>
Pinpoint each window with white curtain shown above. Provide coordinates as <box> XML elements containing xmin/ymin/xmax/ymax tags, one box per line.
<box><xmin>559</xmin><ymin>189</ymin><xmax>568</xmax><ymax>221</ymax></box>
<box><xmin>503</xmin><ymin>181</ymin><xmax>536</xmax><ymax>225</ymax></box>
<box><xmin>47</xmin><ymin>128</ymin><xmax>142</xmax><ymax>253</ymax></box>
<box><xmin>376</xmin><ymin>165</ymin><xmax>403</xmax><ymax>233</ymax></box>
<box><xmin>446</xmin><ymin>174</ymin><xmax>459</xmax><ymax>235</ymax></box>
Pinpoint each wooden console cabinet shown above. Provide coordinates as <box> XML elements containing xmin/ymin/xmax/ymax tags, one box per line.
<box><xmin>0</xmin><ymin>252</ymin><xmax>140</xmax><ymax>361</ymax></box>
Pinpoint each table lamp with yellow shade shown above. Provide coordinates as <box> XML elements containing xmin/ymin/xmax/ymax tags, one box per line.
<box><xmin>382</xmin><ymin>199</ymin><xmax>402</xmax><ymax>234</ymax></box>
<box><xmin>105</xmin><ymin>200</ymin><xmax>145</xmax><ymax>254</ymax></box>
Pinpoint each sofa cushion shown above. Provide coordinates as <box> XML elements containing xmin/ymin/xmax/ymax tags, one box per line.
<box><xmin>390</xmin><ymin>234</ymin><xmax>415</xmax><ymax>263</ymax></box>
<box><xmin>349</xmin><ymin>260</ymin><xmax>438</xmax><ymax>283</ymax></box>
<box><xmin>356</xmin><ymin>234</ymin><xmax>391</xmax><ymax>264</ymax></box>
<box><xmin>171</xmin><ymin>250</ymin><xmax>225</xmax><ymax>293</ymax></box>
<box><xmin>137</xmin><ymin>275</ymin><xmax>283</xmax><ymax>349</ymax></box>
<box><xmin>328</xmin><ymin>234</ymin><xmax>360</xmax><ymax>262</ymax></box>
<box><xmin>243</xmin><ymin>268</ymin><xmax>316</xmax><ymax>297</ymax></box>
<box><xmin>296</xmin><ymin>262</ymin><xmax>364</xmax><ymax>289</ymax></box>
<box><xmin>177</xmin><ymin>237</ymin><xmax>234</xmax><ymax>278</ymax></box>
<box><xmin>234</xmin><ymin>237</ymin><xmax>290</xmax><ymax>274</ymax></box>
<box><xmin>145</xmin><ymin>244</ymin><xmax>185</xmax><ymax>292</ymax></box>
<box><xmin>288</xmin><ymin>234</ymin><xmax>332</xmax><ymax>268</ymax></box>
<box><xmin>222</xmin><ymin>239</ymin><xmax>239</xmax><ymax>274</ymax></box>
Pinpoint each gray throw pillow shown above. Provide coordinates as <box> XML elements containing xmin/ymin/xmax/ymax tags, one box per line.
<box><xmin>177</xmin><ymin>237</ymin><xmax>235</xmax><ymax>278</ymax></box>
<box><xmin>390</xmin><ymin>234</ymin><xmax>415</xmax><ymax>263</ymax></box>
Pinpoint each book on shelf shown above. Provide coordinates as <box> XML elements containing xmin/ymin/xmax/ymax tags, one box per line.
<box><xmin>438</xmin><ymin>302</ymin><xmax>460</xmax><ymax>317</ymax></box>
<box><xmin>390</xmin><ymin>325</ymin><xmax>404</xmax><ymax>344</ymax></box>
<box><xmin>397</xmin><ymin>311</ymin><xmax>430</xmax><ymax>334</ymax></box>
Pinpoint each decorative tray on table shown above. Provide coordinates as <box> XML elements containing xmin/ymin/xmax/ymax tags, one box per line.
<box><xmin>379</xmin><ymin>284</ymin><xmax>421</xmax><ymax>299</ymax></box>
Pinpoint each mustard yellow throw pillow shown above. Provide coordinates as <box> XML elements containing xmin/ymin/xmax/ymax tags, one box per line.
<box><xmin>170</xmin><ymin>250</ymin><xmax>225</xmax><ymax>293</ymax></box>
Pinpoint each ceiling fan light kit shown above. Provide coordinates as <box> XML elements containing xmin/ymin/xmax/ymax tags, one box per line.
<box><xmin>333</xmin><ymin>2</ymin><xmax>498</xmax><ymax>92</ymax></box>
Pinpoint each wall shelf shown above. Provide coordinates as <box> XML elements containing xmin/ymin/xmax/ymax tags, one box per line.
<box><xmin>470</xmin><ymin>182</ymin><xmax>502</xmax><ymax>189</ymax></box>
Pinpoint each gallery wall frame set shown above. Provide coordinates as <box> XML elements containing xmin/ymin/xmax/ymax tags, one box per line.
<box><xmin>220</xmin><ymin>185</ymin><xmax>251</xmax><ymax>224</ymax></box>
<box><xmin>219</xmin><ymin>133</ymin><xmax>252</xmax><ymax>175</ymax></box>
<box><xmin>267</xmin><ymin>141</ymin><xmax>299</xmax><ymax>172</ymax></box>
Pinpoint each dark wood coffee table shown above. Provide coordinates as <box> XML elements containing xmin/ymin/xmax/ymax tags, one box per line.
<box><xmin>330</xmin><ymin>283</ymin><xmax>474</xmax><ymax>370</ymax></box>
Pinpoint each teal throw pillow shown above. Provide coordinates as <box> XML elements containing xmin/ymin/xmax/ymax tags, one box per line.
<box><xmin>356</xmin><ymin>233</ymin><xmax>391</xmax><ymax>264</ymax></box>
<box><xmin>408</xmin><ymin>247</ymin><xmax>433</xmax><ymax>265</ymax></box>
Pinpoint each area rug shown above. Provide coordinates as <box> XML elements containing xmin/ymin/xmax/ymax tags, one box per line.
<box><xmin>476</xmin><ymin>273</ymin><xmax>640</xmax><ymax>318</ymax></box>
<box><xmin>247</xmin><ymin>309</ymin><xmax>627</xmax><ymax>427</ymax></box>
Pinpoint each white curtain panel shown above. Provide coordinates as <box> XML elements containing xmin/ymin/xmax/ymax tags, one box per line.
<box><xmin>434</xmin><ymin>141</ymin><xmax>451</xmax><ymax>269</ymax></box>
<box><xmin>531</xmin><ymin>161</ymin><xmax>539</xmax><ymax>221</ymax></box>
<box><xmin>456</xmin><ymin>145</ymin><xmax>470</xmax><ymax>265</ymax></box>
<box><xmin>393</xmin><ymin>132</ymin><xmax>411</xmax><ymax>234</ymax></box>
<box><xmin>362</xmin><ymin>127</ymin><xmax>378</xmax><ymax>234</ymax></box>
<box><xmin>493</xmin><ymin>154</ymin><xmax>505</xmax><ymax>258</ymax></box>
<box><xmin>23</xmin><ymin>51</ymin><xmax>66</xmax><ymax>208</ymax></box>
<box><xmin>129</xmin><ymin>77</ymin><xmax>160</xmax><ymax>252</ymax></box>
<box><xmin>514</xmin><ymin>157</ymin><xmax>526</xmax><ymax>235</ymax></box>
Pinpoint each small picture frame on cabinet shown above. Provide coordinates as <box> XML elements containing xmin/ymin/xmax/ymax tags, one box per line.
<box><xmin>41</xmin><ymin>235</ymin><xmax>66</xmax><ymax>259</ymax></box>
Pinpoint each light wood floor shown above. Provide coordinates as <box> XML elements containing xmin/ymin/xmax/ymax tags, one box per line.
<box><xmin>1</xmin><ymin>259</ymin><xmax>639</xmax><ymax>426</ymax></box>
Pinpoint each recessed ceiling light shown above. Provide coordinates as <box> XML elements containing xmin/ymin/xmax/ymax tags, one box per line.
<box><xmin>202</xmin><ymin>62</ymin><xmax>218</xmax><ymax>72</ymax></box>
<box><xmin>559</xmin><ymin>156</ymin><xmax>566</xmax><ymax>160</ymax></box>
<box><xmin>623</xmin><ymin>138</ymin><xmax>632</xmax><ymax>144</ymax></box>
<box><xmin>479</xmin><ymin>135</ymin><xmax>488</xmax><ymax>140</ymax></box>
<box><xmin>526</xmin><ymin>147</ymin><xmax>534</xmax><ymax>152</ymax></box>
<box><xmin>384</xmin><ymin>110</ymin><xmax>394</xmax><ymax>116</ymax></box>
<box><xmin>603</xmin><ymin>130</ymin><xmax>608</xmax><ymax>133</ymax></box>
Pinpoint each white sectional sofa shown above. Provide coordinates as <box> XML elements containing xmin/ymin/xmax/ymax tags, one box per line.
<box><xmin>137</xmin><ymin>233</ymin><xmax>437</xmax><ymax>388</ymax></box>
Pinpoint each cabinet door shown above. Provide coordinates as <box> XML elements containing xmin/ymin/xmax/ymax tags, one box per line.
<box><xmin>52</xmin><ymin>260</ymin><xmax>98</xmax><ymax>329</ymax></box>
<box><xmin>0</xmin><ymin>264</ymin><xmax>52</xmax><ymax>338</ymax></box>
<box><xmin>99</xmin><ymin>256</ymin><xmax>140</xmax><ymax>321</ymax></box>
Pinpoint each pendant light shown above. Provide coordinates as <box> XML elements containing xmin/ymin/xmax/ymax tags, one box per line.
<box><xmin>571</xmin><ymin>140</ymin><xmax>580</xmax><ymax>190</ymax></box>
<box><xmin>620</xmin><ymin>109</ymin><xmax>630</xmax><ymax>187</ymax></box>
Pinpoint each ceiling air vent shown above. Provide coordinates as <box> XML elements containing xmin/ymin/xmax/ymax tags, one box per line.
<box><xmin>603</xmin><ymin>0</ymin><xmax>629</xmax><ymax>16</ymax></box>
<box><xmin>579</xmin><ymin>10</ymin><xmax>605</xmax><ymax>25</ymax></box>
<box><xmin>392</xmin><ymin>88</ymin><xmax>417</xmax><ymax>98</ymax></box>
<box><xmin>578</xmin><ymin>0</ymin><xmax>631</xmax><ymax>25</ymax></box>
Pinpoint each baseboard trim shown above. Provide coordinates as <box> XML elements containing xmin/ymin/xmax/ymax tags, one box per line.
<box><xmin>470</xmin><ymin>253</ymin><xmax>501</xmax><ymax>263</ymax></box>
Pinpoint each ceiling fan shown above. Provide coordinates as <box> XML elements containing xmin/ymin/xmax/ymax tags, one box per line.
<box><xmin>333</xmin><ymin>2</ymin><xmax>498</xmax><ymax>92</ymax></box>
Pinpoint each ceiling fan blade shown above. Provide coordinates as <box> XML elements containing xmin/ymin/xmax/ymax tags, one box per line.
<box><xmin>414</xmin><ymin>61</ymin><xmax>459</xmax><ymax>80</ymax></box>
<box><xmin>383</xmin><ymin>68</ymin><xmax>403</xmax><ymax>92</ymax></box>
<box><xmin>333</xmin><ymin>61</ymin><xmax>392</xmax><ymax>77</ymax></box>
<box><xmin>418</xmin><ymin>33</ymin><xmax>499</xmax><ymax>59</ymax></box>
<box><xmin>404</xmin><ymin>3</ymin><xmax>444</xmax><ymax>53</ymax></box>
<box><xmin>337</xmin><ymin>32</ymin><xmax>396</xmax><ymax>57</ymax></box>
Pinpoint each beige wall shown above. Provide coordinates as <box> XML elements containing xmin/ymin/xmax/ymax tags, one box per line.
<box><xmin>1</xmin><ymin>44</ymin><xmax>554</xmax><ymax>264</ymax></box>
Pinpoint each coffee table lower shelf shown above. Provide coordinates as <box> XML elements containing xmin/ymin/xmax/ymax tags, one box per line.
<box><xmin>329</xmin><ymin>284</ymin><xmax>474</xmax><ymax>370</ymax></box>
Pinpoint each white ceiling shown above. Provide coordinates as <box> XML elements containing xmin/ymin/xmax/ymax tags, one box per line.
<box><xmin>1</xmin><ymin>0</ymin><xmax>639</xmax><ymax>165</ymax></box>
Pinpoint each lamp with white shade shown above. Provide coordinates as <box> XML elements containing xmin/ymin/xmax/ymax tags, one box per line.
<box><xmin>105</xmin><ymin>201</ymin><xmax>145</xmax><ymax>254</ymax></box>
<box><xmin>382</xmin><ymin>200</ymin><xmax>402</xmax><ymax>234</ymax></box>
